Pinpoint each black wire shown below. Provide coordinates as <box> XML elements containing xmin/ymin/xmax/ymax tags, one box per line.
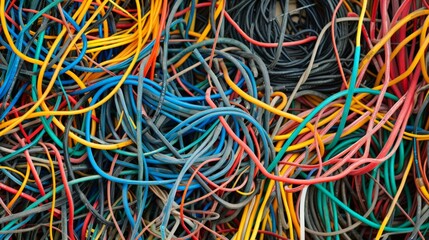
<box><xmin>224</xmin><ymin>0</ymin><xmax>354</xmax><ymax>93</ymax></box>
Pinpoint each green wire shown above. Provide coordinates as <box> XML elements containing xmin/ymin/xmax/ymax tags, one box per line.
<box><xmin>267</xmin><ymin>87</ymin><xmax>399</xmax><ymax>173</ymax></box>
<box><xmin>322</xmin><ymin>190</ymin><xmax>332</xmax><ymax>240</ymax></box>
<box><xmin>314</xmin><ymin>174</ymin><xmax>429</xmax><ymax>232</ymax></box>
<box><xmin>329</xmin><ymin>46</ymin><xmax>361</xmax><ymax>149</ymax></box>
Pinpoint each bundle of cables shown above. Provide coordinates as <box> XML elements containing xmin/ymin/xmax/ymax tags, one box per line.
<box><xmin>224</xmin><ymin>0</ymin><xmax>355</xmax><ymax>93</ymax></box>
<box><xmin>1</xmin><ymin>0</ymin><xmax>429</xmax><ymax>239</ymax></box>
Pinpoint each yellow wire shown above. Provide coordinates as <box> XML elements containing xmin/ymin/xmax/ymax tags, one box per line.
<box><xmin>16</xmin><ymin>163</ymin><xmax>51</xmax><ymax>178</ymax></box>
<box><xmin>355</xmin><ymin>0</ymin><xmax>367</xmax><ymax>47</ymax></box>
<box><xmin>0</xmin><ymin>166</ymin><xmax>27</xmax><ymax>179</ymax></box>
<box><xmin>372</xmin><ymin>29</ymin><xmax>429</xmax><ymax>91</ymax></box>
<box><xmin>174</xmin><ymin>0</ymin><xmax>224</xmax><ymax>69</ymax></box>
<box><xmin>95</xmin><ymin>0</ymin><xmax>109</xmax><ymax>38</ymax></box>
<box><xmin>278</xmin><ymin>154</ymin><xmax>300</xmax><ymax>240</ymax></box>
<box><xmin>374</xmin><ymin>26</ymin><xmax>423</xmax><ymax>87</ymax></box>
<box><xmin>73</xmin><ymin>0</ymin><xmax>93</xmax><ymax>25</ymax></box>
<box><xmin>233</xmin><ymin>167</ymin><xmax>256</xmax><ymax>196</ymax></box>
<box><xmin>263</xmin><ymin>18</ymin><xmax>429</xmax><ymax>144</ymax></box>
<box><xmin>359</xmin><ymin>9</ymin><xmax>429</xmax><ymax>70</ymax></box>
<box><xmin>7</xmin><ymin>163</ymin><xmax>30</xmax><ymax>209</ymax></box>
<box><xmin>0</xmin><ymin>0</ymin><xmax>94</xmax><ymax>134</ymax></box>
<box><xmin>249</xmin><ymin>165</ymin><xmax>291</xmax><ymax>239</ymax></box>
<box><xmin>189</xmin><ymin>0</ymin><xmax>199</xmax><ymax>32</ymax></box>
<box><xmin>247</xmin><ymin>154</ymin><xmax>300</xmax><ymax>240</ymax></box>
<box><xmin>93</xmin><ymin>196</ymin><xmax>123</xmax><ymax>240</ymax></box>
<box><xmin>108</xmin><ymin>0</ymin><xmax>137</xmax><ymax>21</ymax></box>
<box><xmin>220</xmin><ymin>61</ymin><xmax>325</xmax><ymax>155</ymax></box>
<box><xmin>419</xmin><ymin>186</ymin><xmax>429</xmax><ymax>202</ymax></box>
<box><xmin>244</xmin><ymin>186</ymin><xmax>264</xmax><ymax>240</ymax></box>
<box><xmin>279</xmin><ymin>182</ymin><xmax>295</xmax><ymax>240</ymax></box>
<box><xmin>420</xmin><ymin>16</ymin><xmax>429</xmax><ymax>83</ymax></box>
<box><xmin>42</xmin><ymin>145</ymin><xmax>56</xmax><ymax>240</ymax></box>
<box><xmin>417</xmin><ymin>178</ymin><xmax>429</xmax><ymax>201</ymax></box>
<box><xmin>235</xmin><ymin>199</ymin><xmax>251</xmax><ymax>240</ymax></box>
<box><xmin>375</xmin><ymin>153</ymin><xmax>413</xmax><ymax>239</ymax></box>
<box><xmin>260</xmin><ymin>211</ymin><xmax>271</xmax><ymax>240</ymax></box>
<box><xmin>273</xmin><ymin>109</ymin><xmax>369</xmax><ymax>152</ymax></box>
<box><xmin>0</xmin><ymin>0</ymin><xmax>148</xmax><ymax>151</ymax></box>
<box><xmin>342</xmin><ymin>1</ymin><xmax>353</xmax><ymax>13</ymax></box>
<box><xmin>271</xmin><ymin>91</ymin><xmax>288</xmax><ymax>110</ymax></box>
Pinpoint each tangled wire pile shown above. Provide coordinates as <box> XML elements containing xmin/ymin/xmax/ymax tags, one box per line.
<box><xmin>1</xmin><ymin>0</ymin><xmax>429</xmax><ymax>239</ymax></box>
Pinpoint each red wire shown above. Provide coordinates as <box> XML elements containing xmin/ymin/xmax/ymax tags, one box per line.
<box><xmin>0</xmin><ymin>182</ymin><xmax>61</xmax><ymax>216</ymax></box>
<box><xmin>13</xmin><ymin>133</ymin><xmax>46</xmax><ymax>197</ymax></box>
<box><xmin>144</xmin><ymin>0</ymin><xmax>168</xmax><ymax>79</ymax></box>
<box><xmin>331</xmin><ymin>0</ymin><xmax>348</xmax><ymax>88</ymax></box>
<box><xmin>424</xmin><ymin>0</ymin><xmax>429</xmax><ymax>9</ymax></box>
<box><xmin>170</xmin><ymin>64</ymin><xmax>195</xmax><ymax>96</ymax></box>
<box><xmin>369</xmin><ymin>0</ymin><xmax>379</xmax><ymax>41</ymax></box>
<box><xmin>223</xmin><ymin>11</ymin><xmax>317</xmax><ymax>48</ymax></box>
<box><xmin>45</xmin><ymin>143</ymin><xmax>76</xmax><ymax>240</ymax></box>
<box><xmin>180</xmin><ymin>158</ymin><xmax>221</xmax><ymax>240</ymax></box>
<box><xmin>81</xmin><ymin>200</ymin><xmax>99</xmax><ymax>240</ymax></box>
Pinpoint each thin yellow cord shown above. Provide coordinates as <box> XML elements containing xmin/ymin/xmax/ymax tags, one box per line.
<box><xmin>7</xmin><ymin>164</ymin><xmax>30</xmax><ymax>209</ymax></box>
<box><xmin>375</xmin><ymin>153</ymin><xmax>414</xmax><ymax>239</ymax></box>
